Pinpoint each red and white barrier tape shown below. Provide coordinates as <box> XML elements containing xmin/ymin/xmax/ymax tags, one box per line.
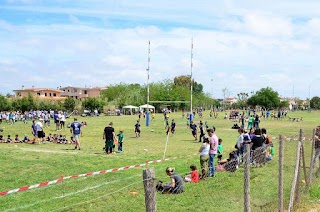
<box><xmin>0</xmin><ymin>155</ymin><xmax>187</xmax><ymax>197</ymax></box>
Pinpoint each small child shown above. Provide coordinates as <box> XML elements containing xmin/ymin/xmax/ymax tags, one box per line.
<box><xmin>62</xmin><ymin>135</ymin><xmax>68</xmax><ymax>144</ymax></box>
<box><xmin>7</xmin><ymin>135</ymin><xmax>12</xmax><ymax>143</ymax></box>
<box><xmin>217</xmin><ymin>138</ymin><xmax>223</xmax><ymax>162</ymax></box>
<box><xmin>205</xmin><ymin>121</ymin><xmax>209</xmax><ymax>131</ymax></box>
<box><xmin>53</xmin><ymin>134</ymin><xmax>58</xmax><ymax>143</ymax></box>
<box><xmin>198</xmin><ymin>121</ymin><xmax>205</xmax><ymax>142</ymax></box>
<box><xmin>165</xmin><ymin>117</ymin><xmax>169</xmax><ymax>130</ymax></box>
<box><xmin>58</xmin><ymin>134</ymin><xmax>63</xmax><ymax>144</ymax></box>
<box><xmin>14</xmin><ymin>134</ymin><xmax>21</xmax><ymax>143</ymax></box>
<box><xmin>46</xmin><ymin>133</ymin><xmax>53</xmax><ymax>142</ymax></box>
<box><xmin>171</xmin><ymin>119</ymin><xmax>176</xmax><ymax>136</ymax></box>
<box><xmin>23</xmin><ymin>134</ymin><xmax>30</xmax><ymax>143</ymax></box>
<box><xmin>117</xmin><ymin>130</ymin><xmax>124</xmax><ymax>152</ymax></box>
<box><xmin>186</xmin><ymin>117</ymin><xmax>190</xmax><ymax>129</ymax></box>
<box><xmin>0</xmin><ymin>135</ymin><xmax>5</xmax><ymax>143</ymax></box>
<box><xmin>184</xmin><ymin>164</ymin><xmax>199</xmax><ymax>183</ymax></box>
<box><xmin>151</xmin><ymin>113</ymin><xmax>155</xmax><ymax>121</ymax></box>
<box><xmin>70</xmin><ymin>136</ymin><xmax>76</xmax><ymax>144</ymax></box>
<box><xmin>134</xmin><ymin>120</ymin><xmax>141</xmax><ymax>138</ymax></box>
<box><xmin>267</xmin><ymin>144</ymin><xmax>275</xmax><ymax>161</ymax></box>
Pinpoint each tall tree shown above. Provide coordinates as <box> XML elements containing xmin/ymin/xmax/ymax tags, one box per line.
<box><xmin>0</xmin><ymin>95</ymin><xmax>11</xmax><ymax>111</ymax></box>
<box><xmin>247</xmin><ymin>87</ymin><xmax>280</xmax><ymax>109</ymax></box>
<box><xmin>173</xmin><ymin>75</ymin><xmax>203</xmax><ymax>95</ymax></box>
<box><xmin>82</xmin><ymin>97</ymin><xmax>104</xmax><ymax>112</ymax></box>
<box><xmin>64</xmin><ymin>97</ymin><xmax>76</xmax><ymax>112</ymax></box>
<box><xmin>310</xmin><ymin>96</ymin><xmax>320</xmax><ymax>109</ymax></box>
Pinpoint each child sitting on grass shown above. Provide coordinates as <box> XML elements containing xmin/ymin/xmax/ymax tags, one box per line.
<box><xmin>46</xmin><ymin>133</ymin><xmax>54</xmax><ymax>142</ymax></box>
<box><xmin>14</xmin><ymin>134</ymin><xmax>21</xmax><ymax>143</ymax></box>
<box><xmin>53</xmin><ymin>134</ymin><xmax>58</xmax><ymax>143</ymax></box>
<box><xmin>23</xmin><ymin>134</ymin><xmax>30</xmax><ymax>143</ymax></box>
<box><xmin>0</xmin><ymin>135</ymin><xmax>5</xmax><ymax>143</ymax></box>
<box><xmin>184</xmin><ymin>164</ymin><xmax>199</xmax><ymax>183</ymax></box>
<box><xmin>7</xmin><ymin>135</ymin><xmax>12</xmax><ymax>143</ymax></box>
<box><xmin>70</xmin><ymin>136</ymin><xmax>76</xmax><ymax>144</ymax></box>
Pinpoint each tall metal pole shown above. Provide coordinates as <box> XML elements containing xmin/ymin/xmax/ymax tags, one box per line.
<box><xmin>147</xmin><ymin>41</ymin><xmax>150</xmax><ymax>109</ymax></box>
<box><xmin>190</xmin><ymin>38</ymin><xmax>193</xmax><ymax>114</ymax></box>
<box><xmin>211</xmin><ymin>79</ymin><xmax>213</xmax><ymax>110</ymax></box>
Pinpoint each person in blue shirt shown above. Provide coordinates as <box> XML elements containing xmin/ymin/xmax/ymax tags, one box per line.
<box><xmin>70</xmin><ymin>118</ymin><xmax>82</xmax><ymax>150</ymax></box>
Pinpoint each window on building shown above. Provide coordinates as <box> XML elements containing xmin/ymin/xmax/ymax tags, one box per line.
<box><xmin>84</xmin><ymin>90</ymin><xmax>88</xmax><ymax>94</ymax></box>
<box><xmin>53</xmin><ymin>93</ymin><xmax>56</xmax><ymax>97</ymax></box>
<box><xmin>37</xmin><ymin>93</ymin><xmax>40</xmax><ymax>96</ymax></box>
<box><xmin>45</xmin><ymin>93</ymin><xmax>47</xmax><ymax>96</ymax></box>
<box><xmin>50</xmin><ymin>93</ymin><xmax>52</xmax><ymax>97</ymax></box>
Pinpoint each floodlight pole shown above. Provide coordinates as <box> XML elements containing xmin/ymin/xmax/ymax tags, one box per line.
<box><xmin>190</xmin><ymin>38</ymin><xmax>193</xmax><ymax>114</ymax></box>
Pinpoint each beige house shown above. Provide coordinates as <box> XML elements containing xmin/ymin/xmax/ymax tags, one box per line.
<box><xmin>59</xmin><ymin>86</ymin><xmax>107</xmax><ymax>100</ymax></box>
<box><xmin>13</xmin><ymin>86</ymin><xmax>64</xmax><ymax>100</ymax></box>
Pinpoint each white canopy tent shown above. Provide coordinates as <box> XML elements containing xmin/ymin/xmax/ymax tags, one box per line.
<box><xmin>139</xmin><ymin>104</ymin><xmax>155</xmax><ymax>110</ymax></box>
<box><xmin>122</xmin><ymin>105</ymin><xmax>139</xmax><ymax>115</ymax></box>
<box><xmin>139</xmin><ymin>104</ymin><xmax>155</xmax><ymax>111</ymax></box>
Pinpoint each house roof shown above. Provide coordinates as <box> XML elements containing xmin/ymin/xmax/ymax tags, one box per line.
<box><xmin>13</xmin><ymin>88</ymin><xmax>63</xmax><ymax>93</ymax></box>
<box><xmin>59</xmin><ymin>86</ymin><xmax>107</xmax><ymax>90</ymax></box>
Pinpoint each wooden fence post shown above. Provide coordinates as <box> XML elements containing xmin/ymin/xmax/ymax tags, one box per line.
<box><xmin>288</xmin><ymin>133</ymin><xmax>302</xmax><ymax>212</ymax></box>
<box><xmin>244</xmin><ymin>143</ymin><xmax>251</xmax><ymax>212</ymax></box>
<box><xmin>278</xmin><ymin>135</ymin><xmax>284</xmax><ymax>212</ymax></box>
<box><xmin>143</xmin><ymin>168</ymin><xmax>157</xmax><ymax>212</ymax></box>
<box><xmin>301</xmin><ymin>144</ymin><xmax>308</xmax><ymax>188</ymax></box>
<box><xmin>308</xmin><ymin>129</ymin><xmax>316</xmax><ymax>190</ymax></box>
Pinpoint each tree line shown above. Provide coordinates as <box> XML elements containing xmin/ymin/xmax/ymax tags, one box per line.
<box><xmin>1</xmin><ymin>75</ymin><xmax>319</xmax><ymax>112</ymax></box>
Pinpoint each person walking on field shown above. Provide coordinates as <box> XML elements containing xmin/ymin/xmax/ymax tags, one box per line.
<box><xmin>70</xmin><ymin>118</ymin><xmax>82</xmax><ymax>150</ymax></box>
<box><xmin>103</xmin><ymin>122</ymin><xmax>117</xmax><ymax>154</ymax></box>
<box><xmin>247</xmin><ymin>115</ymin><xmax>254</xmax><ymax>129</ymax></box>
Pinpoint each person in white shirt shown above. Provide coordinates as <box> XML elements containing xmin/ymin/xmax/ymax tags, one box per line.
<box><xmin>199</xmin><ymin>135</ymin><xmax>210</xmax><ymax>179</ymax></box>
<box><xmin>36</xmin><ymin>119</ymin><xmax>45</xmax><ymax>144</ymax></box>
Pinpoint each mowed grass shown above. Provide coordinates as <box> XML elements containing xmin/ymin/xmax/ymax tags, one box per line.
<box><xmin>0</xmin><ymin>110</ymin><xmax>320</xmax><ymax>211</ymax></box>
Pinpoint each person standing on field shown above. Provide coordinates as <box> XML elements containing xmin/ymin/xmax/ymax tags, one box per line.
<box><xmin>70</xmin><ymin>118</ymin><xmax>82</xmax><ymax>150</ymax></box>
<box><xmin>208</xmin><ymin>127</ymin><xmax>219</xmax><ymax>177</ymax></box>
<box><xmin>103</xmin><ymin>122</ymin><xmax>117</xmax><ymax>154</ymax></box>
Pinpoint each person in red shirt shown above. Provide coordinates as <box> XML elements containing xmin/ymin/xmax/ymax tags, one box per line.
<box><xmin>184</xmin><ymin>164</ymin><xmax>199</xmax><ymax>183</ymax></box>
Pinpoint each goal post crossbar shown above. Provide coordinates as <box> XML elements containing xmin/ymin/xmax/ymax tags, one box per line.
<box><xmin>149</xmin><ymin>101</ymin><xmax>190</xmax><ymax>104</ymax></box>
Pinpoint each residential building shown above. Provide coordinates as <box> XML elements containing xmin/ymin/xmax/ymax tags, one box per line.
<box><xmin>13</xmin><ymin>86</ymin><xmax>64</xmax><ymax>100</ymax></box>
<box><xmin>59</xmin><ymin>86</ymin><xmax>107</xmax><ymax>100</ymax></box>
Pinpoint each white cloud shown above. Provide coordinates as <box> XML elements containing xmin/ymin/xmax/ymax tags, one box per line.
<box><xmin>1</xmin><ymin>1</ymin><xmax>320</xmax><ymax>99</ymax></box>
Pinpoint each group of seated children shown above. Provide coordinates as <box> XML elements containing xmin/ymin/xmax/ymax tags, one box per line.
<box><xmin>0</xmin><ymin>134</ymin><xmax>31</xmax><ymax>143</ymax></box>
<box><xmin>46</xmin><ymin>133</ymin><xmax>76</xmax><ymax>144</ymax></box>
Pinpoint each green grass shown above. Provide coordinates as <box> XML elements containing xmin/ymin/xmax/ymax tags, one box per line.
<box><xmin>0</xmin><ymin>110</ymin><xmax>320</xmax><ymax>211</ymax></box>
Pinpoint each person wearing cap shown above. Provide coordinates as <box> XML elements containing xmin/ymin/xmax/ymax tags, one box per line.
<box><xmin>35</xmin><ymin>118</ymin><xmax>45</xmax><ymax>144</ymax></box>
<box><xmin>70</xmin><ymin>118</ymin><xmax>82</xmax><ymax>150</ymax></box>
<box><xmin>208</xmin><ymin>127</ymin><xmax>219</xmax><ymax>177</ymax></box>
<box><xmin>103</xmin><ymin>122</ymin><xmax>117</xmax><ymax>154</ymax></box>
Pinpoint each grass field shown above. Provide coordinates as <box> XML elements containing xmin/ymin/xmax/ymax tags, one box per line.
<box><xmin>0</xmin><ymin>110</ymin><xmax>320</xmax><ymax>211</ymax></box>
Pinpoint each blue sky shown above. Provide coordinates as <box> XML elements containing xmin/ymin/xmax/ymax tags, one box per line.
<box><xmin>1</xmin><ymin>0</ymin><xmax>320</xmax><ymax>99</ymax></box>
